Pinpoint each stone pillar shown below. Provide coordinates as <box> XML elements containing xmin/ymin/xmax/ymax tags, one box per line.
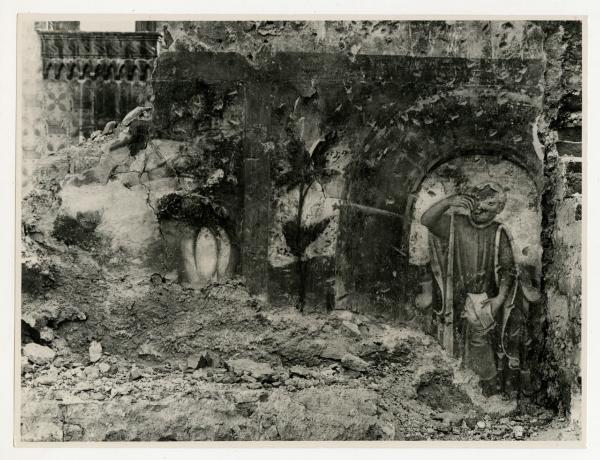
<box><xmin>242</xmin><ymin>83</ymin><xmax>272</xmax><ymax>296</ymax></box>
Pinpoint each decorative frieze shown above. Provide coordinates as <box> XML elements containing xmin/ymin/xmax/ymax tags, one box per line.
<box><xmin>38</xmin><ymin>31</ymin><xmax>160</xmax><ymax>81</ymax></box>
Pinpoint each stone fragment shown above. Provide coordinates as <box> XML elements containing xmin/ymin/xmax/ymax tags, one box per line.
<box><xmin>83</xmin><ymin>365</ymin><xmax>100</xmax><ymax>380</ymax></box>
<box><xmin>52</xmin><ymin>337</ymin><xmax>70</xmax><ymax>355</ymax></box>
<box><xmin>110</xmin><ymin>384</ymin><xmax>131</xmax><ymax>397</ymax></box>
<box><xmin>75</xmin><ymin>381</ymin><xmax>94</xmax><ymax>392</ymax></box>
<box><xmin>341</xmin><ymin>353</ymin><xmax>369</xmax><ymax>372</ymax></box>
<box><xmin>331</xmin><ymin>310</ymin><xmax>354</xmax><ymax>321</ymax></box>
<box><xmin>513</xmin><ymin>425</ymin><xmax>524</xmax><ymax>439</ymax></box>
<box><xmin>36</xmin><ymin>366</ymin><xmax>58</xmax><ymax>385</ymax></box>
<box><xmin>137</xmin><ymin>342</ymin><xmax>162</xmax><ymax>359</ymax></box>
<box><xmin>63</xmin><ymin>423</ymin><xmax>84</xmax><ymax>441</ymax></box>
<box><xmin>88</xmin><ymin>340</ymin><xmax>102</xmax><ymax>363</ymax></box>
<box><xmin>21</xmin><ymin>421</ymin><xmax>63</xmax><ymax>442</ymax></box>
<box><xmin>319</xmin><ymin>343</ymin><xmax>346</xmax><ymax>361</ymax></box>
<box><xmin>90</xmin><ymin>130</ymin><xmax>102</xmax><ymax>140</ymax></box>
<box><xmin>102</xmin><ymin>121</ymin><xmax>117</xmax><ymax>135</ymax></box>
<box><xmin>129</xmin><ymin>367</ymin><xmax>143</xmax><ymax>381</ymax></box>
<box><xmin>225</xmin><ymin>359</ymin><xmax>274</xmax><ymax>381</ymax></box>
<box><xmin>342</xmin><ymin>320</ymin><xmax>361</xmax><ymax>336</ymax></box>
<box><xmin>368</xmin><ymin>422</ymin><xmax>395</xmax><ymax>440</ymax></box>
<box><xmin>121</xmin><ymin>106</ymin><xmax>151</xmax><ymax>127</ymax></box>
<box><xmin>187</xmin><ymin>356</ymin><xmax>200</xmax><ymax>370</ymax></box>
<box><xmin>52</xmin><ymin>357</ymin><xmax>66</xmax><ymax>368</ymax></box>
<box><xmin>21</xmin><ymin>356</ymin><xmax>32</xmax><ymax>375</ymax></box>
<box><xmin>23</xmin><ymin>343</ymin><xmax>56</xmax><ymax>365</ymax></box>
<box><xmin>435</xmin><ymin>411</ymin><xmax>465</xmax><ymax>426</ymax></box>
<box><xmin>477</xmin><ymin>420</ymin><xmax>487</xmax><ymax>429</ymax></box>
<box><xmin>192</xmin><ymin>369</ymin><xmax>208</xmax><ymax>379</ymax></box>
<box><xmin>39</xmin><ymin>327</ymin><xmax>55</xmax><ymax>342</ymax></box>
<box><xmin>289</xmin><ymin>365</ymin><xmax>312</xmax><ymax>378</ymax></box>
<box><xmin>98</xmin><ymin>362</ymin><xmax>111</xmax><ymax>373</ymax></box>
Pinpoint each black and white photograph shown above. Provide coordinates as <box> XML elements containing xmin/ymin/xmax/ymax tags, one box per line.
<box><xmin>12</xmin><ymin>13</ymin><xmax>585</xmax><ymax>446</ymax></box>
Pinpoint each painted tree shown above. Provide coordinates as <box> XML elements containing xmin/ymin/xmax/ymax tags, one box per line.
<box><xmin>277</xmin><ymin>100</ymin><xmax>338</xmax><ymax>310</ymax></box>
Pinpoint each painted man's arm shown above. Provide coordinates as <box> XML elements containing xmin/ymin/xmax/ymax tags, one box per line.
<box><xmin>493</xmin><ymin>278</ymin><xmax>512</xmax><ymax>313</ymax></box>
<box><xmin>421</xmin><ymin>194</ymin><xmax>474</xmax><ymax>237</ymax></box>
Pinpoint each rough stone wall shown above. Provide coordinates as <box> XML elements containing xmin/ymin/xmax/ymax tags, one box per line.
<box><xmin>146</xmin><ymin>20</ymin><xmax>544</xmax><ymax>60</ymax></box>
<box><xmin>536</xmin><ymin>22</ymin><xmax>582</xmax><ymax>420</ymax></box>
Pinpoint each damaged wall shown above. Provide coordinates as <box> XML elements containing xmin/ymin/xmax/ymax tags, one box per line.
<box><xmin>20</xmin><ymin>20</ymin><xmax>583</xmax><ymax>420</ymax></box>
<box><xmin>536</xmin><ymin>22</ymin><xmax>583</xmax><ymax>420</ymax></box>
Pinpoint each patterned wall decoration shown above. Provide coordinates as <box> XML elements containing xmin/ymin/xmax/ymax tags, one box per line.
<box><xmin>27</xmin><ymin>30</ymin><xmax>160</xmax><ymax>157</ymax></box>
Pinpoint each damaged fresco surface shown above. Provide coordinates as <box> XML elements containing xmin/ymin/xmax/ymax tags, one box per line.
<box><xmin>19</xmin><ymin>19</ymin><xmax>582</xmax><ymax>442</ymax></box>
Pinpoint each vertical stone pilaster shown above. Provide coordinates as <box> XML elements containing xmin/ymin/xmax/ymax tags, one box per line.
<box><xmin>242</xmin><ymin>83</ymin><xmax>272</xmax><ymax>296</ymax></box>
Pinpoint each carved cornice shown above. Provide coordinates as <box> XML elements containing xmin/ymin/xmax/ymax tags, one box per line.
<box><xmin>38</xmin><ymin>31</ymin><xmax>160</xmax><ymax>81</ymax></box>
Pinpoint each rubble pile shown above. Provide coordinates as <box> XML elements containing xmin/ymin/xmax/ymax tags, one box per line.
<box><xmin>21</xmin><ymin>274</ymin><xmax>568</xmax><ymax>441</ymax></box>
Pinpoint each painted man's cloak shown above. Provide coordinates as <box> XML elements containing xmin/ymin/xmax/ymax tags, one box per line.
<box><xmin>427</xmin><ymin>212</ymin><xmax>518</xmax><ymax>383</ymax></box>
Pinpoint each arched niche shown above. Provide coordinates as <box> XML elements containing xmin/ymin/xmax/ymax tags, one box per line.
<box><xmin>409</xmin><ymin>154</ymin><xmax>542</xmax><ymax>289</ymax></box>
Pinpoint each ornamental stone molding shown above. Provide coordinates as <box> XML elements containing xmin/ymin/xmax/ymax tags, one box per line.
<box><xmin>38</xmin><ymin>31</ymin><xmax>160</xmax><ymax>81</ymax></box>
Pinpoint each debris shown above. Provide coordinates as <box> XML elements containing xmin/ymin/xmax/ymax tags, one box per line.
<box><xmin>23</xmin><ymin>343</ymin><xmax>56</xmax><ymax>365</ymax></box>
<box><xmin>39</xmin><ymin>327</ymin><xmax>54</xmax><ymax>342</ymax></box>
<box><xmin>137</xmin><ymin>343</ymin><xmax>162</xmax><ymax>359</ymax></box>
<box><xmin>121</xmin><ymin>106</ymin><xmax>152</xmax><ymax>127</ymax></box>
<box><xmin>36</xmin><ymin>367</ymin><xmax>59</xmax><ymax>385</ymax></box>
<box><xmin>21</xmin><ymin>356</ymin><xmax>33</xmax><ymax>375</ymax></box>
<box><xmin>102</xmin><ymin>121</ymin><xmax>117</xmax><ymax>135</ymax></box>
<box><xmin>192</xmin><ymin>369</ymin><xmax>208</xmax><ymax>379</ymax></box>
<box><xmin>89</xmin><ymin>340</ymin><xmax>102</xmax><ymax>363</ymax></box>
<box><xmin>331</xmin><ymin>310</ymin><xmax>353</xmax><ymax>321</ymax></box>
<box><xmin>367</xmin><ymin>422</ymin><xmax>395</xmax><ymax>440</ymax></box>
<box><xmin>289</xmin><ymin>365</ymin><xmax>312</xmax><ymax>378</ymax></box>
<box><xmin>435</xmin><ymin>412</ymin><xmax>464</xmax><ymax>426</ymax></box>
<box><xmin>75</xmin><ymin>381</ymin><xmax>94</xmax><ymax>392</ymax></box>
<box><xmin>513</xmin><ymin>425</ymin><xmax>524</xmax><ymax>439</ymax></box>
<box><xmin>477</xmin><ymin>420</ymin><xmax>487</xmax><ymax>429</ymax></box>
<box><xmin>225</xmin><ymin>359</ymin><xmax>274</xmax><ymax>382</ymax></box>
<box><xmin>98</xmin><ymin>363</ymin><xmax>111</xmax><ymax>374</ymax></box>
<box><xmin>341</xmin><ymin>353</ymin><xmax>369</xmax><ymax>372</ymax></box>
<box><xmin>89</xmin><ymin>130</ymin><xmax>102</xmax><ymax>141</ymax></box>
<box><xmin>320</xmin><ymin>343</ymin><xmax>346</xmax><ymax>361</ymax></box>
<box><xmin>83</xmin><ymin>365</ymin><xmax>100</xmax><ymax>380</ymax></box>
<box><xmin>341</xmin><ymin>320</ymin><xmax>361</xmax><ymax>336</ymax></box>
<box><xmin>187</xmin><ymin>356</ymin><xmax>200</xmax><ymax>370</ymax></box>
<box><xmin>129</xmin><ymin>367</ymin><xmax>143</xmax><ymax>381</ymax></box>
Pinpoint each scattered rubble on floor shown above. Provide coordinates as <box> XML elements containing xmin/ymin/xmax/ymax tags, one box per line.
<box><xmin>20</xmin><ymin>281</ymin><xmax>563</xmax><ymax>442</ymax></box>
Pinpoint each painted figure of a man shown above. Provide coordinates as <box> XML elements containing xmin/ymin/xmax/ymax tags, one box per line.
<box><xmin>421</xmin><ymin>182</ymin><xmax>526</xmax><ymax>397</ymax></box>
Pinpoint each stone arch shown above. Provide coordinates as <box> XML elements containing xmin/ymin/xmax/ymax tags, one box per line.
<box><xmin>66</xmin><ymin>62</ymin><xmax>79</xmax><ymax>80</ymax></box>
<box><xmin>118</xmin><ymin>60</ymin><xmax>137</xmax><ymax>81</ymax></box>
<box><xmin>135</xmin><ymin>60</ymin><xmax>150</xmax><ymax>81</ymax></box>
<box><xmin>104</xmin><ymin>62</ymin><xmax>117</xmax><ymax>81</ymax></box>
<box><xmin>337</xmin><ymin>92</ymin><xmax>544</xmax><ymax>315</ymax></box>
<box><xmin>401</xmin><ymin>145</ymin><xmax>543</xmax><ymax>252</ymax></box>
<box><xmin>54</xmin><ymin>62</ymin><xmax>67</xmax><ymax>80</ymax></box>
<box><xmin>79</xmin><ymin>62</ymin><xmax>93</xmax><ymax>80</ymax></box>
<box><xmin>42</xmin><ymin>61</ymin><xmax>54</xmax><ymax>79</ymax></box>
